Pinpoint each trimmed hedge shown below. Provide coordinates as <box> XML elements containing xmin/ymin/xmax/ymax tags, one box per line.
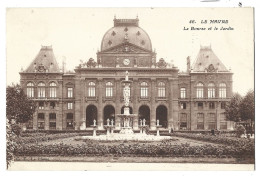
<box><xmin>15</xmin><ymin>140</ymin><xmax>254</xmax><ymax>159</ymax></box>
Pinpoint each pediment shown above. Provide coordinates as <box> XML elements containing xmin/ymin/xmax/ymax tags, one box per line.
<box><xmin>101</xmin><ymin>42</ymin><xmax>152</xmax><ymax>54</ymax></box>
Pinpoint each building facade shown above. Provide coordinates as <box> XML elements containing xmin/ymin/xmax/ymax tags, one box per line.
<box><xmin>20</xmin><ymin>17</ymin><xmax>234</xmax><ymax>131</ymax></box>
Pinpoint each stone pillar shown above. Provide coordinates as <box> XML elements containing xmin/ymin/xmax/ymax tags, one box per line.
<box><xmin>74</xmin><ymin>77</ymin><xmax>82</xmax><ymax>130</ymax></box>
<box><xmin>133</xmin><ymin>78</ymin><xmax>139</xmax><ymax>130</ymax></box>
<box><xmin>45</xmin><ymin>112</ymin><xmax>49</xmax><ymax>130</ymax></box>
<box><xmin>33</xmin><ymin>112</ymin><xmax>37</xmax><ymax>130</ymax></box>
<box><xmin>97</xmin><ymin>78</ymin><xmax>103</xmax><ymax>130</ymax></box>
<box><xmin>115</xmin><ymin>78</ymin><xmax>121</xmax><ymax>130</ymax></box>
<box><xmin>169</xmin><ymin>78</ymin><xmax>179</xmax><ymax>130</ymax></box>
<box><xmin>216</xmin><ymin>102</ymin><xmax>220</xmax><ymax>130</ymax></box>
<box><xmin>150</xmin><ymin>78</ymin><xmax>156</xmax><ymax>130</ymax></box>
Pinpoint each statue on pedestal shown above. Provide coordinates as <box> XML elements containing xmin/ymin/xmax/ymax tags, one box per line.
<box><xmin>107</xmin><ymin>118</ymin><xmax>110</xmax><ymax>126</ymax></box>
<box><xmin>93</xmin><ymin>119</ymin><xmax>96</xmax><ymax>126</ymax></box>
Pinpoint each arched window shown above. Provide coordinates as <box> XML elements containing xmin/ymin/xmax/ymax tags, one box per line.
<box><xmin>38</xmin><ymin>82</ymin><xmax>45</xmax><ymax>98</ymax></box>
<box><xmin>208</xmin><ymin>83</ymin><xmax>215</xmax><ymax>98</ymax></box>
<box><xmin>105</xmin><ymin>82</ymin><xmax>113</xmax><ymax>97</ymax></box>
<box><xmin>49</xmin><ymin>82</ymin><xmax>57</xmax><ymax>98</ymax></box>
<box><xmin>158</xmin><ymin>82</ymin><xmax>166</xmax><ymax>97</ymax></box>
<box><xmin>196</xmin><ymin>83</ymin><xmax>204</xmax><ymax>98</ymax></box>
<box><xmin>88</xmin><ymin>82</ymin><xmax>96</xmax><ymax>97</ymax></box>
<box><xmin>26</xmin><ymin>82</ymin><xmax>34</xmax><ymax>98</ymax></box>
<box><xmin>219</xmin><ymin>83</ymin><xmax>227</xmax><ymax>98</ymax></box>
<box><xmin>140</xmin><ymin>82</ymin><xmax>148</xmax><ymax>98</ymax></box>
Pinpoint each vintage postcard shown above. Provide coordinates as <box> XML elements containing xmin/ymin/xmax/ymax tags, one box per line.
<box><xmin>5</xmin><ymin>7</ymin><xmax>254</xmax><ymax>171</ymax></box>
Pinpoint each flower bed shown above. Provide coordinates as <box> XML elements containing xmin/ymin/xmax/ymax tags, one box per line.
<box><xmin>171</xmin><ymin>132</ymin><xmax>254</xmax><ymax>147</ymax></box>
<box><xmin>17</xmin><ymin>132</ymin><xmax>87</xmax><ymax>144</ymax></box>
<box><xmin>15</xmin><ymin>140</ymin><xmax>254</xmax><ymax>159</ymax></box>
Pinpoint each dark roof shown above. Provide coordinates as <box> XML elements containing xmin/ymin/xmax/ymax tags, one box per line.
<box><xmin>191</xmin><ymin>46</ymin><xmax>229</xmax><ymax>72</ymax></box>
<box><xmin>25</xmin><ymin>46</ymin><xmax>60</xmax><ymax>73</ymax></box>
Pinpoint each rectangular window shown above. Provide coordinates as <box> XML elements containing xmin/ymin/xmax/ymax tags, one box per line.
<box><xmin>37</xmin><ymin>113</ymin><xmax>45</xmax><ymax>129</ymax></box>
<box><xmin>39</xmin><ymin>102</ymin><xmax>44</xmax><ymax>109</ymax></box>
<box><xmin>88</xmin><ymin>87</ymin><xmax>95</xmax><ymax>97</ymax></box>
<box><xmin>180</xmin><ymin>113</ymin><xmax>187</xmax><ymax>130</ymax></box>
<box><xmin>221</xmin><ymin>102</ymin><xmax>226</xmax><ymax>109</ymax></box>
<box><xmin>38</xmin><ymin>87</ymin><xmax>45</xmax><ymax>98</ymax></box>
<box><xmin>27</xmin><ymin>88</ymin><xmax>34</xmax><ymax>98</ymax></box>
<box><xmin>27</xmin><ymin>120</ymin><xmax>33</xmax><ymax>129</ymax></box>
<box><xmin>50</xmin><ymin>102</ymin><xmax>55</xmax><ymax>109</ymax></box>
<box><xmin>197</xmin><ymin>113</ymin><xmax>204</xmax><ymax>129</ymax></box>
<box><xmin>208</xmin><ymin>113</ymin><xmax>216</xmax><ymax>129</ymax></box>
<box><xmin>181</xmin><ymin>103</ymin><xmax>186</xmax><ymax>109</ymax></box>
<box><xmin>180</xmin><ymin>88</ymin><xmax>186</xmax><ymax>99</ymax></box>
<box><xmin>49</xmin><ymin>88</ymin><xmax>56</xmax><ymax>98</ymax></box>
<box><xmin>219</xmin><ymin>88</ymin><xmax>227</xmax><ymax>98</ymax></box>
<box><xmin>196</xmin><ymin>88</ymin><xmax>203</xmax><ymax>98</ymax></box>
<box><xmin>68</xmin><ymin>102</ymin><xmax>73</xmax><ymax>110</ymax></box>
<box><xmin>106</xmin><ymin>87</ymin><xmax>113</xmax><ymax>97</ymax></box>
<box><xmin>209</xmin><ymin>102</ymin><xmax>215</xmax><ymax>109</ymax></box>
<box><xmin>49</xmin><ymin>113</ymin><xmax>56</xmax><ymax>130</ymax></box>
<box><xmin>68</xmin><ymin>87</ymin><xmax>73</xmax><ymax>98</ymax></box>
<box><xmin>141</xmin><ymin>87</ymin><xmax>148</xmax><ymax>98</ymax></box>
<box><xmin>198</xmin><ymin>102</ymin><xmax>203</xmax><ymax>110</ymax></box>
<box><xmin>208</xmin><ymin>88</ymin><xmax>215</xmax><ymax>98</ymax></box>
<box><xmin>158</xmin><ymin>87</ymin><xmax>166</xmax><ymax>97</ymax></box>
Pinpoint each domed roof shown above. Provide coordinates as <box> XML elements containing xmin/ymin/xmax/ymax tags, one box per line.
<box><xmin>101</xmin><ymin>18</ymin><xmax>152</xmax><ymax>51</ymax></box>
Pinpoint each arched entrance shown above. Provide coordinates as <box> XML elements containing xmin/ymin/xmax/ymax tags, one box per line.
<box><xmin>138</xmin><ymin>105</ymin><xmax>150</xmax><ymax>127</ymax></box>
<box><xmin>104</xmin><ymin>105</ymin><xmax>115</xmax><ymax>125</ymax></box>
<box><xmin>86</xmin><ymin>105</ymin><xmax>97</xmax><ymax>127</ymax></box>
<box><xmin>121</xmin><ymin>106</ymin><xmax>133</xmax><ymax>114</ymax></box>
<box><xmin>156</xmin><ymin>105</ymin><xmax>168</xmax><ymax>128</ymax></box>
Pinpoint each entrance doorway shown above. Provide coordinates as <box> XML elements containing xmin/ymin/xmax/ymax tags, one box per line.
<box><xmin>156</xmin><ymin>105</ymin><xmax>168</xmax><ymax>128</ymax></box>
<box><xmin>138</xmin><ymin>105</ymin><xmax>150</xmax><ymax>126</ymax></box>
<box><xmin>86</xmin><ymin>105</ymin><xmax>97</xmax><ymax>127</ymax></box>
<box><xmin>103</xmin><ymin>105</ymin><xmax>115</xmax><ymax>125</ymax></box>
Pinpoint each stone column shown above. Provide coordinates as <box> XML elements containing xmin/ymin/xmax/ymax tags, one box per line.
<box><xmin>115</xmin><ymin>78</ymin><xmax>121</xmax><ymax>130</ymax></box>
<box><xmin>150</xmin><ymin>78</ymin><xmax>156</xmax><ymax>130</ymax></box>
<box><xmin>97</xmin><ymin>78</ymin><xmax>104</xmax><ymax>130</ymax></box>
<box><xmin>45</xmin><ymin>112</ymin><xmax>49</xmax><ymax>130</ymax></box>
<box><xmin>169</xmin><ymin>78</ymin><xmax>179</xmax><ymax>130</ymax></box>
<box><xmin>33</xmin><ymin>112</ymin><xmax>37</xmax><ymax>130</ymax></box>
<box><xmin>133</xmin><ymin>78</ymin><xmax>139</xmax><ymax>130</ymax></box>
<box><xmin>74</xmin><ymin>77</ymin><xmax>82</xmax><ymax>130</ymax></box>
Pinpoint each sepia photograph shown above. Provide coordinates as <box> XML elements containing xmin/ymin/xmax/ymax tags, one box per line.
<box><xmin>5</xmin><ymin>6</ymin><xmax>255</xmax><ymax>171</ymax></box>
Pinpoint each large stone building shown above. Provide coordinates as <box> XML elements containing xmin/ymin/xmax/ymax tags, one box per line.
<box><xmin>20</xmin><ymin>17</ymin><xmax>234</xmax><ymax>131</ymax></box>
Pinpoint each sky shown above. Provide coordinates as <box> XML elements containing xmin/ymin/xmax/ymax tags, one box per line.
<box><xmin>6</xmin><ymin>8</ymin><xmax>254</xmax><ymax>96</ymax></box>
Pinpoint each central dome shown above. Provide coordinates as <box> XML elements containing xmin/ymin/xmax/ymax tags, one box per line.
<box><xmin>101</xmin><ymin>17</ymin><xmax>152</xmax><ymax>51</ymax></box>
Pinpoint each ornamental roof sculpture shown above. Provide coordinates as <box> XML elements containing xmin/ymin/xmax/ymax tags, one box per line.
<box><xmin>24</xmin><ymin>46</ymin><xmax>60</xmax><ymax>73</ymax></box>
<box><xmin>191</xmin><ymin>46</ymin><xmax>229</xmax><ymax>72</ymax></box>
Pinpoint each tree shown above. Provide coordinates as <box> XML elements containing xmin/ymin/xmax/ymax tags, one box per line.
<box><xmin>6</xmin><ymin>84</ymin><xmax>36</xmax><ymax>124</ymax></box>
<box><xmin>225</xmin><ymin>93</ymin><xmax>242</xmax><ymax>122</ymax></box>
<box><xmin>240</xmin><ymin>90</ymin><xmax>255</xmax><ymax>122</ymax></box>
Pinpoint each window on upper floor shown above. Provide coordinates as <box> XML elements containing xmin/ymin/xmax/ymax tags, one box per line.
<box><xmin>158</xmin><ymin>82</ymin><xmax>166</xmax><ymax>97</ymax></box>
<box><xmin>105</xmin><ymin>82</ymin><xmax>113</xmax><ymax>97</ymax></box>
<box><xmin>49</xmin><ymin>82</ymin><xmax>57</xmax><ymax>98</ymax></box>
<box><xmin>68</xmin><ymin>102</ymin><xmax>73</xmax><ymax>110</ymax></box>
<box><xmin>67</xmin><ymin>87</ymin><xmax>73</xmax><ymax>98</ymax></box>
<box><xmin>196</xmin><ymin>83</ymin><xmax>204</xmax><ymax>98</ymax></box>
<box><xmin>181</xmin><ymin>102</ymin><xmax>186</xmax><ymax>109</ymax></box>
<box><xmin>26</xmin><ymin>82</ymin><xmax>34</xmax><ymax>98</ymax></box>
<box><xmin>50</xmin><ymin>101</ymin><xmax>55</xmax><ymax>109</ymax></box>
<box><xmin>38</xmin><ymin>82</ymin><xmax>45</xmax><ymax>98</ymax></box>
<box><xmin>88</xmin><ymin>82</ymin><xmax>96</xmax><ymax>97</ymax></box>
<box><xmin>198</xmin><ymin>102</ymin><xmax>203</xmax><ymax>110</ymax></box>
<box><xmin>140</xmin><ymin>82</ymin><xmax>148</xmax><ymax>98</ymax></box>
<box><xmin>180</xmin><ymin>87</ymin><xmax>186</xmax><ymax>99</ymax></box>
<box><xmin>219</xmin><ymin>83</ymin><xmax>227</xmax><ymax>98</ymax></box>
<box><xmin>209</xmin><ymin>102</ymin><xmax>215</xmax><ymax>109</ymax></box>
<box><xmin>208</xmin><ymin>83</ymin><xmax>215</xmax><ymax>98</ymax></box>
<box><xmin>221</xmin><ymin>102</ymin><xmax>226</xmax><ymax>109</ymax></box>
<box><xmin>39</xmin><ymin>102</ymin><xmax>44</xmax><ymax>109</ymax></box>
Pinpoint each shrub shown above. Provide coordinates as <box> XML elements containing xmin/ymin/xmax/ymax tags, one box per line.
<box><xmin>236</xmin><ymin>125</ymin><xmax>246</xmax><ymax>138</ymax></box>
